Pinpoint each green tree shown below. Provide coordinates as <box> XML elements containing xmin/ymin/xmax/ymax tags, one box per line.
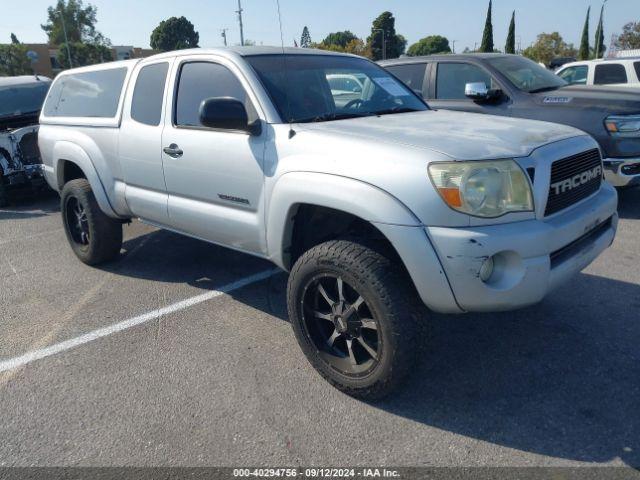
<box><xmin>505</xmin><ymin>11</ymin><xmax>516</xmax><ymax>54</ymax></box>
<box><xmin>42</xmin><ymin>0</ymin><xmax>108</xmax><ymax>45</ymax></box>
<box><xmin>0</xmin><ymin>40</ymin><xmax>32</xmax><ymax>76</ymax></box>
<box><xmin>314</xmin><ymin>38</ymin><xmax>370</xmax><ymax>57</ymax></box>
<box><xmin>57</xmin><ymin>42</ymin><xmax>112</xmax><ymax>69</ymax></box>
<box><xmin>523</xmin><ymin>32</ymin><xmax>577</xmax><ymax>66</ymax></box>
<box><xmin>579</xmin><ymin>6</ymin><xmax>590</xmax><ymax>60</ymax></box>
<box><xmin>594</xmin><ymin>4</ymin><xmax>606</xmax><ymax>58</ymax></box>
<box><xmin>407</xmin><ymin>35</ymin><xmax>451</xmax><ymax>56</ymax></box>
<box><xmin>150</xmin><ymin>16</ymin><xmax>199</xmax><ymax>51</ymax></box>
<box><xmin>366</xmin><ymin>11</ymin><xmax>406</xmax><ymax>60</ymax></box>
<box><xmin>300</xmin><ymin>26</ymin><xmax>312</xmax><ymax>48</ymax></box>
<box><xmin>480</xmin><ymin>0</ymin><xmax>494</xmax><ymax>52</ymax></box>
<box><xmin>10</xmin><ymin>33</ymin><xmax>20</xmax><ymax>44</ymax></box>
<box><xmin>616</xmin><ymin>21</ymin><xmax>640</xmax><ymax>49</ymax></box>
<box><xmin>323</xmin><ymin>31</ymin><xmax>358</xmax><ymax>48</ymax></box>
<box><xmin>41</xmin><ymin>0</ymin><xmax>111</xmax><ymax>69</ymax></box>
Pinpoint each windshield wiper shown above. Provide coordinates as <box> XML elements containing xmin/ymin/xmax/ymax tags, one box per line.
<box><xmin>528</xmin><ymin>86</ymin><xmax>561</xmax><ymax>94</ymax></box>
<box><xmin>296</xmin><ymin>112</ymin><xmax>375</xmax><ymax>123</ymax></box>
<box><xmin>373</xmin><ymin>107</ymin><xmax>422</xmax><ymax>116</ymax></box>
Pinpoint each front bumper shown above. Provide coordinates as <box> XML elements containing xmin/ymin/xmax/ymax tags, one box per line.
<box><xmin>425</xmin><ymin>183</ymin><xmax>618</xmax><ymax>312</ymax></box>
<box><xmin>603</xmin><ymin>157</ymin><xmax>640</xmax><ymax>187</ymax></box>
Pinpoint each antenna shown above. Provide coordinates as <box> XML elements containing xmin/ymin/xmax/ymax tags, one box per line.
<box><xmin>275</xmin><ymin>0</ymin><xmax>295</xmax><ymax>138</ymax></box>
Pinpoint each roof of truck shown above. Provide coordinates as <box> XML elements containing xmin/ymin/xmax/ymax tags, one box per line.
<box><xmin>147</xmin><ymin>46</ymin><xmax>355</xmax><ymax>61</ymax></box>
<box><xmin>379</xmin><ymin>53</ymin><xmax>512</xmax><ymax>66</ymax></box>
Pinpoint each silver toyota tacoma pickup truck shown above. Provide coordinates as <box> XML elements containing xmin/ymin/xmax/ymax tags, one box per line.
<box><xmin>39</xmin><ymin>47</ymin><xmax>618</xmax><ymax>398</ymax></box>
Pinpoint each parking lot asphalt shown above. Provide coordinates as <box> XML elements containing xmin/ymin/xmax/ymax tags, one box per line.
<box><xmin>0</xmin><ymin>188</ymin><xmax>639</xmax><ymax>468</ymax></box>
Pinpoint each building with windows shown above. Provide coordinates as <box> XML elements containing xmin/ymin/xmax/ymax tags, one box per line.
<box><xmin>1</xmin><ymin>43</ymin><xmax>158</xmax><ymax>78</ymax></box>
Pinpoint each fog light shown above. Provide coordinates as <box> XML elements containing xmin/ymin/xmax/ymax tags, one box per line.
<box><xmin>479</xmin><ymin>256</ymin><xmax>494</xmax><ymax>283</ymax></box>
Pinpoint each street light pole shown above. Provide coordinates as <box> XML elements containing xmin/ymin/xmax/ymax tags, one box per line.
<box><xmin>451</xmin><ymin>40</ymin><xmax>457</xmax><ymax>54</ymax></box>
<box><xmin>221</xmin><ymin>28</ymin><xmax>228</xmax><ymax>46</ymax></box>
<box><xmin>373</xmin><ymin>28</ymin><xmax>386</xmax><ymax>60</ymax></box>
<box><xmin>59</xmin><ymin>8</ymin><xmax>73</xmax><ymax>68</ymax></box>
<box><xmin>236</xmin><ymin>0</ymin><xmax>245</xmax><ymax>46</ymax></box>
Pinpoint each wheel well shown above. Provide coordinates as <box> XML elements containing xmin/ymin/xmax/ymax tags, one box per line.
<box><xmin>286</xmin><ymin>204</ymin><xmax>401</xmax><ymax>269</ymax></box>
<box><xmin>60</xmin><ymin>160</ymin><xmax>86</xmax><ymax>187</ymax></box>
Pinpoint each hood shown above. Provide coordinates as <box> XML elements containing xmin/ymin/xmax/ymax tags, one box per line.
<box><xmin>533</xmin><ymin>85</ymin><xmax>640</xmax><ymax>114</ymax></box>
<box><xmin>0</xmin><ymin>112</ymin><xmax>40</xmax><ymax>133</ymax></box>
<box><xmin>298</xmin><ymin>110</ymin><xmax>585</xmax><ymax>160</ymax></box>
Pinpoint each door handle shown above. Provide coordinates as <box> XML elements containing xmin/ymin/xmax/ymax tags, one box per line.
<box><xmin>163</xmin><ymin>144</ymin><xmax>183</xmax><ymax>158</ymax></box>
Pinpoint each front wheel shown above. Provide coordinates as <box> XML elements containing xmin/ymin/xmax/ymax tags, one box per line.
<box><xmin>287</xmin><ymin>240</ymin><xmax>423</xmax><ymax>399</ymax></box>
<box><xmin>61</xmin><ymin>179</ymin><xmax>123</xmax><ymax>265</ymax></box>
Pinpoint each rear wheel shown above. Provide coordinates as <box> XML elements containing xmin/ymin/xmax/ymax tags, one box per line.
<box><xmin>287</xmin><ymin>239</ymin><xmax>423</xmax><ymax>399</ymax></box>
<box><xmin>61</xmin><ymin>179</ymin><xmax>122</xmax><ymax>265</ymax></box>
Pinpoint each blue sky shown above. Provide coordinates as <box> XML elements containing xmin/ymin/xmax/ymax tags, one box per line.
<box><xmin>1</xmin><ymin>0</ymin><xmax>638</xmax><ymax>53</ymax></box>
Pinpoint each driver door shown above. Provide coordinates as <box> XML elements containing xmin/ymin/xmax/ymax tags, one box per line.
<box><xmin>160</xmin><ymin>55</ymin><xmax>268</xmax><ymax>255</ymax></box>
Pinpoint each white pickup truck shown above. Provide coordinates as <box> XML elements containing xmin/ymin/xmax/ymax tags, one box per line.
<box><xmin>39</xmin><ymin>47</ymin><xmax>617</xmax><ymax>398</ymax></box>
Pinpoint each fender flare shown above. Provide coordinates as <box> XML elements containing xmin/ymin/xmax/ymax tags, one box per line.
<box><xmin>53</xmin><ymin>141</ymin><xmax>119</xmax><ymax>218</ymax></box>
<box><xmin>266</xmin><ymin>171</ymin><xmax>421</xmax><ymax>269</ymax></box>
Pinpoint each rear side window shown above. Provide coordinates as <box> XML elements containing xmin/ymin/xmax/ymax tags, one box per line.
<box><xmin>43</xmin><ymin>67</ymin><xmax>127</xmax><ymax>118</ymax></box>
<box><xmin>386</xmin><ymin>64</ymin><xmax>427</xmax><ymax>93</ymax></box>
<box><xmin>131</xmin><ymin>63</ymin><xmax>169</xmax><ymax>126</ymax></box>
<box><xmin>436</xmin><ymin>63</ymin><xmax>493</xmax><ymax>100</ymax></box>
<box><xmin>594</xmin><ymin>64</ymin><xmax>627</xmax><ymax>85</ymax></box>
<box><xmin>634</xmin><ymin>62</ymin><xmax>640</xmax><ymax>81</ymax></box>
<box><xmin>175</xmin><ymin>62</ymin><xmax>255</xmax><ymax>127</ymax></box>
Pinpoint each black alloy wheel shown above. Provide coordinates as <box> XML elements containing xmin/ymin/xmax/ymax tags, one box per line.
<box><xmin>65</xmin><ymin>195</ymin><xmax>91</xmax><ymax>248</ymax></box>
<box><xmin>301</xmin><ymin>274</ymin><xmax>381</xmax><ymax>377</ymax></box>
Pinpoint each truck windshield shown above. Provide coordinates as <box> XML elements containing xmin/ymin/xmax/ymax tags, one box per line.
<box><xmin>486</xmin><ymin>56</ymin><xmax>567</xmax><ymax>93</ymax></box>
<box><xmin>0</xmin><ymin>82</ymin><xmax>50</xmax><ymax>118</ymax></box>
<box><xmin>245</xmin><ymin>54</ymin><xmax>428</xmax><ymax>123</ymax></box>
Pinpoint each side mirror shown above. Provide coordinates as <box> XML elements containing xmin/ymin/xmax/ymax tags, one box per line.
<box><xmin>465</xmin><ymin>82</ymin><xmax>490</xmax><ymax>100</ymax></box>
<box><xmin>465</xmin><ymin>82</ymin><xmax>502</xmax><ymax>102</ymax></box>
<box><xmin>199</xmin><ymin>97</ymin><xmax>261</xmax><ymax>135</ymax></box>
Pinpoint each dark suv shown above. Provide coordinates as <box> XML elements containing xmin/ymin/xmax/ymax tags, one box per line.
<box><xmin>0</xmin><ymin>76</ymin><xmax>51</xmax><ymax>206</ymax></box>
<box><xmin>380</xmin><ymin>54</ymin><xmax>640</xmax><ymax>188</ymax></box>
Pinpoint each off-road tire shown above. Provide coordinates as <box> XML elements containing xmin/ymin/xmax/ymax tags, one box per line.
<box><xmin>287</xmin><ymin>239</ymin><xmax>423</xmax><ymax>399</ymax></box>
<box><xmin>61</xmin><ymin>179</ymin><xmax>122</xmax><ymax>265</ymax></box>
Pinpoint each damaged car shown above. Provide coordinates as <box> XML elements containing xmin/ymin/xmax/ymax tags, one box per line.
<box><xmin>0</xmin><ymin>75</ymin><xmax>51</xmax><ymax>206</ymax></box>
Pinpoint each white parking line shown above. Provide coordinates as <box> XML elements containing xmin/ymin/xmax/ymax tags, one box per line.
<box><xmin>0</xmin><ymin>269</ymin><xmax>280</xmax><ymax>374</ymax></box>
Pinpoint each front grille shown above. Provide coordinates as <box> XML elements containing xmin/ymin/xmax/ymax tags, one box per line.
<box><xmin>545</xmin><ymin>149</ymin><xmax>602</xmax><ymax>216</ymax></box>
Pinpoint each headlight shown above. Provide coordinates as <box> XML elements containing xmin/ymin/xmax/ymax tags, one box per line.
<box><xmin>605</xmin><ymin>114</ymin><xmax>640</xmax><ymax>138</ymax></box>
<box><xmin>428</xmin><ymin>160</ymin><xmax>533</xmax><ymax>218</ymax></box>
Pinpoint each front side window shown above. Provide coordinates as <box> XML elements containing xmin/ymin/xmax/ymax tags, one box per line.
<box><xmin>486</xmin><ymin>55</ymin><xmax>566</xmax><ymax>93</ymax></box>
<box><xmin>131</xmin><ymin>62</ymin><xmax>169</xmax><ymax>126</ymax></box>
<box><xmin>385</xmin><ymin>63</ymin><xmax>427</xmax><ymax>94</ymax></box>
<box><xmin>594</xmin><ymin>64</ymin><xmax>628</xmax><ymax>85</ymax></box>
<box><xmin>634</xmin><ymin>62</ymin><xmax>640</xmax><ymax>81</ymax></box>
<box><xmin>175</xmin><ymin>62</ymin><xmax>256</xmax><ymax>127</ymax></box>
<box><xmin>245</xmin><ymin>54</ymin><xmax>427</xmax><ymax>123</ymax></box>
<box><xmin>557</xmin><ymin>65</ymin><xmax>588</xmax><ymax>85</ymax></box>
<box><xmin>436</xmin><ymin>63</ymin><xmax>493</xmax><ymax>100</ymax></box>
<box><xmin>43</xmin><ymin>67</ymin><xmax>127</xmax><ymax>118</ymax></box>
